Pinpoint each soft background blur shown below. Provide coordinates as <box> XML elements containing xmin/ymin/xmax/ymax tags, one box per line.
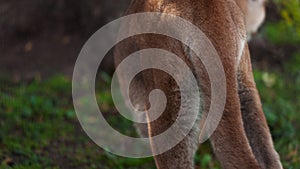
<box><xmin>0</xmin><ymin>0</ymin><xmax>299</xmax><ymax>169</ymax></box>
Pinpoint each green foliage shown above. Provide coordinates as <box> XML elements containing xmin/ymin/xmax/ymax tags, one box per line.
<box><xmin>264</xmin><ymin>0</ymin><xmax>300</xmax><ymax>44</ymax></box>
<box><xmin>261</xmin><ymin>4</ymin><xmax>300</xmax><ymax>167</ymax></box>
<box><xmin>253</xmin><ymin>53</ymin><xmax>300</xmax><ymax>168</ymax></box>
<box><xmin>264</xmin><ymin>22</ymin><xmax>300</xmax><ymax>44</ymax></box>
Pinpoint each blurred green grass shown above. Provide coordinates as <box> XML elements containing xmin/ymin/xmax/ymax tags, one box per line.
<box><xmin>0</xmin><ymin>75</ymin><xmax>156</xmax><ymax>169</ymax></box>
<box><xmin>1</xmin><ymin>62</ymin><xmax>299</xmax><ymax>168</ymax></box>
<box><xmin>0</xmin><ymin>57</ymin><xmax>299</xmax><ymax>168</ymax></box>
<box><xmin>265</xmin><ymin>0</ymin><xmax>300</xmax><ymax>45</ymax></box>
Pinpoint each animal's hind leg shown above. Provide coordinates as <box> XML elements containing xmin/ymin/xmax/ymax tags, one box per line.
<box><xmin>148</xmin><ymin>101</ymin><xmax>200</xmax><ymax>169</ymax></box>
<box><xmin>208</xmin><ymin>56</ymin><xmax>261</xmax><ymax>169</ymax></box>
<box><xmin>238</xmin><ymin>45</ymin><xmax>282</xmax><ymax>169</ymax></box>
<box><xmin>144</xmin><ymin>70</ymin><xmax>200</xmax><ymax>169</ymax></box>
<box><xmin>151</xmin><ymin>136</ymin><xmax>199</xmax><ymax>169</ymax></box>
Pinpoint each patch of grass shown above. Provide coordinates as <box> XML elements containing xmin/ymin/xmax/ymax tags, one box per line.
<box><xmin>0</xmin><ymin>75</ymin><xmax>74</xmax><ymax>168</ymax></box>
<box><xmin>0</xmin><ymin>67</ymin><xmax>298</xmax><ymax>169</ymax></box>
<box><xmin>0</xmin><ymin>75</ymin><xmax>155</xmax><ymax>169</ymax></box>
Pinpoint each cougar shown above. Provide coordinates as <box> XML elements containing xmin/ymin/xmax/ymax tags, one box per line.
<box><xmin>114</xmin><ymin>0</ymin><xmax>283</xmax><ymax>168</ymax></box>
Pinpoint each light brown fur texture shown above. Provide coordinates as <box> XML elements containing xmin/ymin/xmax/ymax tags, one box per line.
<box><xmin>114</xmin><ymin>0</ymin><xmax>282</xmax><ymax>168</ymax></box>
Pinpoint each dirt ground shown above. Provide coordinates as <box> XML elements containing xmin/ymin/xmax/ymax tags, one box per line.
<box><xmin>1</xmin><ymin>0</ymin><xmax>295</xmax><ymax>81</ymax></box>
<box><xmin>0</xmin><ymin>0</ymin><xmax>130</xmax><ymax>80</ymax></box>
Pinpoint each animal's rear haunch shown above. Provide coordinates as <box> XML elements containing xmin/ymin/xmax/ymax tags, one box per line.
<box><xmin>114</xmin><ymin>0</ymin><xmax>283</xmax><ymax>168</ymax></box>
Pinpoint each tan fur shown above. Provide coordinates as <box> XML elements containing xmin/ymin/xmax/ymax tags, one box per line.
<box><xmin>114</xmin><ymin>0</ymin><xmax>282</xmax><ymax>168</ymax></box>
